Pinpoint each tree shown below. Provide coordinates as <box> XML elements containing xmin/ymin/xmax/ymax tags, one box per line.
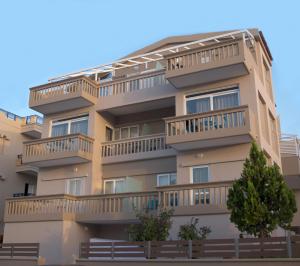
<box><xmin>227</xmin><ymin>142</ymin><xmax>297</xmax><ymax>238</ymax></box>
<box><xmin>178</xmin><ymin>217</ymin><xmax>211</xmax><ymax>240</ymax></box>
<box><xmin>128</xmin><ymin>208</ymin><xmax>174</xmax><ymax>241</ymax></box>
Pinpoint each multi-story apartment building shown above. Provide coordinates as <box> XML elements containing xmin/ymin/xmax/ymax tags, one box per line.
<box><xmin>0</xmin><ymin>109</ymin><xmax>42</xmax><ymax>240</ymax></box>
<box><xmin>2</xmin><ymin>28</ymin><xmax>284</xmax><ymax>264</ymax></box>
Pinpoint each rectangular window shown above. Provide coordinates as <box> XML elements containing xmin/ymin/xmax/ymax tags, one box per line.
<box><xmin>66</xmin><ymin>178</ymin><xmax>84</xmax><ymax>196</ymax></box>
<box><xmin>191</xmin><ymin>166</ymin><xmax>209</xmax><ymax>183</ymax></box>
<box><xmin>157</xmin><ymin>173</ymin><xmax>177</xmax><ymax>186</ymax></box>
<box><xmin>114</xmin><ymin>125</ymin><xmax>139</xmax><ymax>140</ymax></box>
<box><xmin>51</xmin><ymin>115</ymin><xmax>88</xmax><ymax>137</ymax></box>
<box><xmin>186</xmin><ymin>88</ymin><xmax>239</xmax><ymax>115</ymax></box>
<box><xmin>105</xmin><ymin>126</ymin><xmax>113</xmax><ymax>141</ymax></box>
<box><xmin>104</xmin><ymin>178</ymin><xmax>125</xmax><ymax>194</ymax></box>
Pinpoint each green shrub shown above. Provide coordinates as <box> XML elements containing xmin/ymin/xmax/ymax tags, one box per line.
<box><xmin>178</xmin><ymin>217</ymin><xmax>211</xmax><ymax>240</ymax></box>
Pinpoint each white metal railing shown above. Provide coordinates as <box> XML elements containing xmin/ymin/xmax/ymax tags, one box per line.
<box><xmin>101</xmin><ymin>134</ymin><xmax>170</xmax><ymax>157</ymax></box>
<box><xmin>280</xmin><ymin>134</ymin><xmax>300</xmax><ymax>157</ymax></box>
<box><xmin>99</xmin><ymin>71</ymin><xmax>167</xmax><ymax>97</ymax></box>
<box><xmin>49</xmin><ymin>29</ymin><xmax>255</xmax><ymax>82</ymax></box>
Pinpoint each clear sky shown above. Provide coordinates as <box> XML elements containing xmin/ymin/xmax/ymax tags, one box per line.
<box><xmin>0</xmin><ymin>0</ymin><xmax>299</xmax><ymax>135</ymax></box>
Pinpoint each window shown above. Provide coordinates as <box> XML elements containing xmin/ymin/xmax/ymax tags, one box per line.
<box><xmin>114</xmin><ymin>125</ymin><xmax>139</xmax><ymax>140</ymax></box>
<box><xmin>157</xmin><ymin>173</ymin><xmax>177</xmax><ymax>186</ymax></box>
<box><xmin>105</xmin><ymin>126</ymin><xmax>113</xmax><ymax>141</ymax></box>
<box><xmin>186</xmin><ymin>88</ymin><xmax>239</xmax><ymax>115</ymax></box>
<box><xmin>104</xmin><ymin>178</ymin><xmax>125</xmax><ymax>194</ymax></box>
<box><xmin>191</xmin><ymin>166</ymin><xmax>209</xmax><ymax>183</ymax></box>
<box><xmin>66</xmin><ymin>178</ymin><xmax>85</xmax><ymax>196</ymax></box>
<box><xmin>51</xmin><ymin>115</ymin><xmax>88</xmax><ymax>137</ymax></box>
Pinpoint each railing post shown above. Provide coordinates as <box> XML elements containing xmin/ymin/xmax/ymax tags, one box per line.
<box><xmin>234</xmin><ymin>237</ymin><xmax>239</xmax><ymax>258</ymax></box>
<box><xmin>111</xmin><ymin>241</ymin><xmax>114</xmax><ymax>259</ymax></box>
<box><xmin>10</xmin><ymin>244</ymin><xmax>14</xmax><ymax>258</ymax></box>
<box><xmin>188</xmin><ymin>240</ymin><xmax>193</xmax><ymax>259</ymax></box>
<box><xmin>147</xmin><ymin>241</ymin><xmax>151</xmax><ymax>259</ymax></box>
<box><xmin>287</xmin><ymin>231</ymin><xmax>292</xmax><ymax>258</ymax></box>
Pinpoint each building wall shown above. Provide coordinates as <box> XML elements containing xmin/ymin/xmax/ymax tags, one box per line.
<box><xmin>0</xmin><ymin>112</ymin><xmax>37</xmax><ymax>237</ymax></box>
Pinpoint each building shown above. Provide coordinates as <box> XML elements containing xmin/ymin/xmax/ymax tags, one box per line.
<box><xmin>280</xmin><ymin>134</ymin><xmax>300</xmax><ymax>233</ymax></box>
<box><xmin>0</xmin><ymin>109</ymin><xmax>42</xmax><ymax>240</ymax></box>
<box><xmin>2</xmin><ymin>29</ymin><xmax>283</xmax><ymax>264</ymax></box>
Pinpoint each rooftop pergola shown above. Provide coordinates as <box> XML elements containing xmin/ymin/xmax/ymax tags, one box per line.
<box><xmin>49</xmin><ymin>29</ymin><xmax>255</xmax><ymax>82</ymax></box>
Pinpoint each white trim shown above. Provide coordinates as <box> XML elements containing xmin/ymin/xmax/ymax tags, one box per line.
<box><xmin>49</xmin><ymin>30</ymin><xmax>255</xmax><ymax>82</ymax></box>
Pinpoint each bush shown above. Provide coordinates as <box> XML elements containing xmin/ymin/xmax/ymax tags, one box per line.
<box><xmin>128</xmin><ymin>208</ymin><xmax>174</xmax><ymax>241</ymax></box>
<box><xmin>178</xmin><ymin>217</ymin><xmax>211</xmax><ymax>240</ymax></box>
<box><xmin>227</xmin><ymin>142</ymin><xmax>297</xmax><ymax>237</ymax></box>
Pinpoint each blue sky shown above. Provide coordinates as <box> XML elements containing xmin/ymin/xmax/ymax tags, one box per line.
<box><xmin>0</xmin><ymin>0</ymin><xmax>300</xmax><ymax>135</ymax></box>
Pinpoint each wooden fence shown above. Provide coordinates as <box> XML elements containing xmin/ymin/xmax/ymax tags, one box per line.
<box><xmin>80</xmin><ymin>236</ymin><xmax>300</xmax><ymax>259</ymax></box>
<box><xmin>0</xmin><ymin>243</ymin><xmax>39</xmax><ymax>258</ymax></box>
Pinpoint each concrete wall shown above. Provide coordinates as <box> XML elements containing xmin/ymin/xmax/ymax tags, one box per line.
<box><xmin>0</xmin><ymin>113</ymin><xmax>37</xmax><ymax>237</ymax></box>
<box><xmin>3</xmin><ymin>221</ymin><xmax>91</xmax><ymax>265</ymax></box>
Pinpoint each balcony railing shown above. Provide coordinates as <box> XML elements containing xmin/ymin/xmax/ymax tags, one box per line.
<box><xmin>30</xmin><ymin>76</ymin><xmax>99</xmax><ymax>103</ymax></box>
<box><xmin>99</xmin><ymin>70</ymin><xmax>167</xmax><ymax>97</ymax></box>
<box><xmin>4</xmin><ymin>181</ymin><xmax>231</xmax><ymax>223</ymax></box>
<box><xmin>281</xmin><ymin>134</ymin><xmax>300</xmax><ymax>157</ymax></box>
<box><xmin>24</xmin><ymin>134</ymin><xmax>93</xmax><ymax>157</ymax></box>
<box><xmin>101</xmin><ymin>133</ymin><xmax>170</xmax><ymax>157</ymax></box>
<box><xmin>167</xmin><ymin>42</ymin><xmax>240</xmax><ymax>72</ymax></box>
<box><xmin>22</xmin><ymin>134</ymin><xmax>94</xmax><ymax>166</ymax></box>
<box><xmin>166</xmin><ymin>106</ymin><xmax>248</xmax><ymax>137</ymax></box>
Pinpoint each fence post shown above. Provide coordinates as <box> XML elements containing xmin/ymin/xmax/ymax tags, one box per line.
<box><xmin>147</xmin><ymin>241</ymin><xmax>151</xmax><ymax>259</ymax></box>
<box><xmin>188</xmin><ymin>240</ymin><xmax>193</xmax><ymax>259</ymax></box>
<box><xmin>111</xmin><ymin>241</ymin><xmax>114</xmax><ymax>259</ymax></box>
<box><xmin>10</xmin><ymin>244</ymin><xmax>14</xmax><ymax>258</ymax></box>
<box><xmin>287</xmin><ymin>231</ymin><xmax>292</xmax><ymax>258</ymax></box>
<box><xmin>234</xmin><ymin>237</ymin><xmax>239</xmax><ymax>258</ymax></box>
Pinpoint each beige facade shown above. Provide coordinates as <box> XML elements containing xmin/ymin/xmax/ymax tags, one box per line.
<box><xmin>1</xmin><ymin>29</ymin><xmax>285</xmax><ymax>264</ymax></box>
<box><xmin>0</xmin><ymin>110</ymin><xmax>41</xmax><ymax>238</ymax></box>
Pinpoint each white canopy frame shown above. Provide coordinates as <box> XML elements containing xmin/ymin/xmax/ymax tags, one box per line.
<box><xmin>49</xmin><ymin>29</ymin><xmax>255</xmax><ymax>82</ymax></box>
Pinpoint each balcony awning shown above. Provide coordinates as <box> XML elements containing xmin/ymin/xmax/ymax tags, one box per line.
<box><xmin>48</xmin><ymin>29</ymin><xmax>255</xmax><ymax>82</ymax></box>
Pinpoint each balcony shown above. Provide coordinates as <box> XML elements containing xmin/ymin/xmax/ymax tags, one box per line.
<box><xmin>97</xmin><ymin>70</ymin><xmax>176</xmax><ymax>115</ymax></box>
<box><xmin>165</xmin><ymin>40</ymin><xmax>252</xmax><ymax>88</ymax></box>
<box><xmin>165</xmin><ymin>105</ymin><xmax>254</xmax><ymax>151</ymax></box>
<box><xmin>29</xmin><ymin>76</ymin><xmax>99</xmax><ymax>114</ymax></box>
<box><xmin>101</xmin><ymin>133</ymin><xmax>176</xmax><ymax>164</ymax></box>
<box><xmin>4</xmin><ymin>181</ymin><xmax>231</xmax><ymax>223</ymax></box>
<box><xmin>22</xmin><ymin>133</ymin><xmax>94</xmax><ymax>167</ymax></box>
<box><xmin>15</xmin><ymin>154</ymin><xmax>38</xmax><ymax>176</ymax></box>
<box><xmin>20</xmin><ymin>115</ymin><xmax>43</xmax><ymax>139</ymax></box>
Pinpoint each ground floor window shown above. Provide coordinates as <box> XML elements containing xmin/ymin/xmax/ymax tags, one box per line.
<box><xmin>157</xmin><ymin>173</ymin><xmax>177</xmax><ymax>186</ymax></box>
<box><xmin>104</xmin><ymin>178</ymin><xmax>125</xmax><ymax>194</ymax></box>
<box><xmin>66</xmin><ymin>177</ymin><xmax>85</xmax><ymax>196</ymax></box>
<box><xmin>190</xmin><ymin>166</ymin><xmax>210</xmax><ymax>205</ymax></box>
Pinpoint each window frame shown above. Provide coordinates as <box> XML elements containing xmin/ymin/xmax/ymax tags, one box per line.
<box><xmin>114</xmin><ymin>125</ymin><xmax>139</xmax><ymax>140</ymax></box>
<box><xmin>104</xmin><ymin>178</ymin><xmax>126</xmax><ymax>194</ymax></box>
<box><xmin>185</xmin><ymin>87</ymin><xmax>240</xmax><ymax>115</ymax></box>
<box><xmin>66</xmin><ymin>177</ymin><xmax>85</xmax><ymax>196</ymax></box>
<box><xmin>50</xmin><ymin>115</ymin><xmax>89</xmax><ymax>137</ymax></box>
<box><xmin>157</xmin><ymin>173</ymin><xmax>177</xmax><ymax>187</ymax></box>
<box><xmin>190</xmin><ymin>165</ymin><xmax>210</xmax><ymax>184</ymax></box>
